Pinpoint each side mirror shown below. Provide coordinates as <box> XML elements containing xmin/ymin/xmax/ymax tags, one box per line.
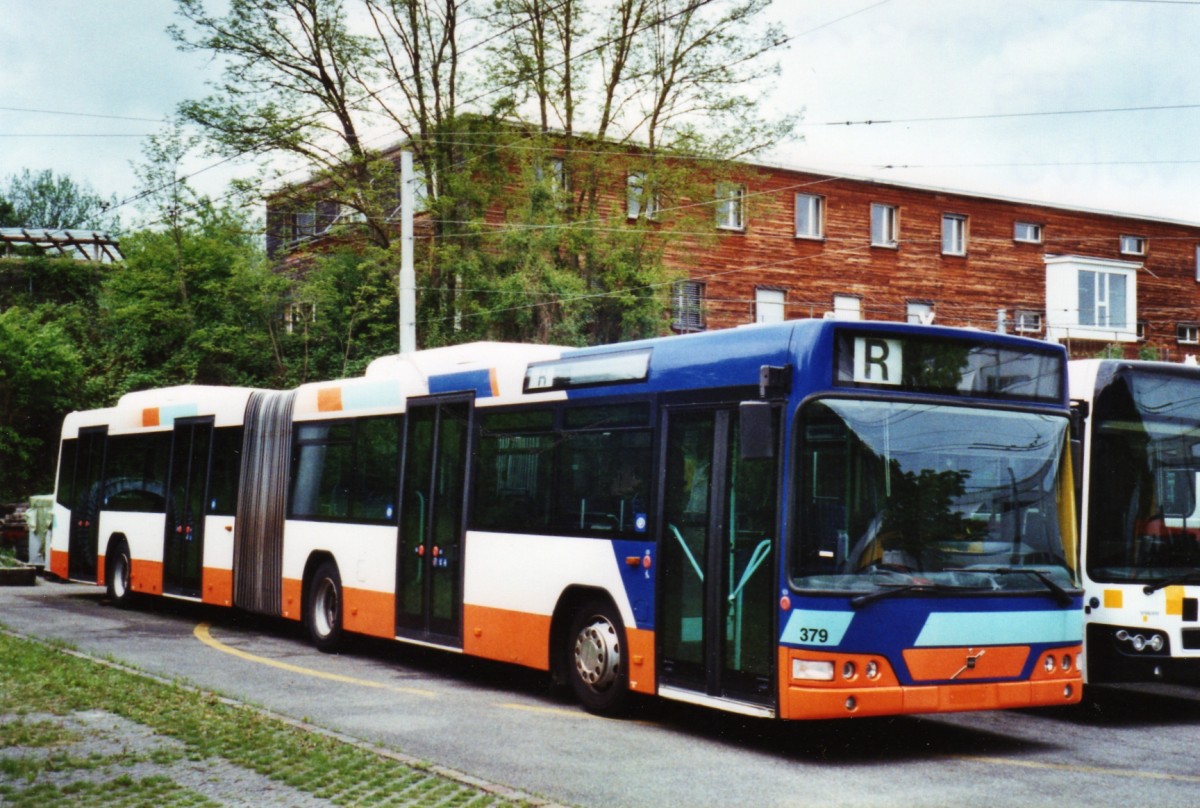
<box><xmin>739</xmin><ymin>401</ymin><xmax>776</xmax><ymax>460</ymax></box>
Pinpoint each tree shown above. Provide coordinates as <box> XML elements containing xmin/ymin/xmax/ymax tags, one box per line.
<box><xmin>2</xmin><ymin>169</ymin><xmax>117</xmax><ymax>231</ymax></box>
<box><xmin>99</xmin><ymin>198</ymin><xmax>289</xmax><ymax>394</ymax></box>
<box><xmin>171</xmin><ymin>0</ymin><xmax>796</xmax><ymax>346</ymax></box>
<box><xmin>0</xmin><ymin>196</ymin><xmax>17</xmax><ymax>227</ymax></box>
<box><xmin>0</xmin><ymin>306</ymin><xmax>86</xmax><ymax>501</ymax></box>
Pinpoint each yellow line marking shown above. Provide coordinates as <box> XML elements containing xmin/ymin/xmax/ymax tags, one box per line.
<box><xmin>953</xmin><ymin>754</ymin><xmax>1200</xmax><ymax>784</ymax></box>
<box><xmin>498</xmin><ymin>703</ymin><xmax>596</xmax><ymax>719</ymax></box>
<box><xmin>193</xmin><ymin>622</ymin><xmax>435</xmax><ymax>697</ymax></box>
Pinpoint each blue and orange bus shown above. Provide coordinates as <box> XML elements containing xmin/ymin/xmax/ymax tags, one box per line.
<box><xmin>51</xmin><ymin>319</ymin><xmax>1082</xmax><ymax>718</ymax></box>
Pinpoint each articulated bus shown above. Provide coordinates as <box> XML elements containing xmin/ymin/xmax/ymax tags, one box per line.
<box><xmin>1070</xmin><ymin>359</ymin><xmax>1200</xmax><ymax>683</ymax></box>
<box><xmin>51</xmin><ymin>320</ymin><xmax>1083</xmax><ymax>719</ymax></box>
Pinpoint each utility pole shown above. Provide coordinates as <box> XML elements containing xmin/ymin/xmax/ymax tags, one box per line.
<box><xmin>399</xmin><ymin>150</ymin><xmax>416</xmax><ymax>354</ymax></box>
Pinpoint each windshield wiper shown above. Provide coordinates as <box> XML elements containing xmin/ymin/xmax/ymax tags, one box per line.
<box><xmin>949</xmin><ymin>566</ymin><xmax>1074</xmax><ymax>606</ymax></box>
<box><xmin>1142</xmin><ymin>569</ymin><xmax>1200</xmax><ymax>594</ymax></box>
<box><xmin>847</xmin><ymin>581</ymin><xmax>975</xmax><ymax>609</ymax></box>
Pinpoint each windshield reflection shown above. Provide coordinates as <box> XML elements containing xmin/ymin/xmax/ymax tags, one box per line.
<box><xmin>1087</xmin><ymin>370</ymin><xmax>1200</xmax><ymax>583</ymax></box>
<box><xmin>792</xmin><ymin>399</ymin><xmax>1075</xmax><ymax>593</ymax></box>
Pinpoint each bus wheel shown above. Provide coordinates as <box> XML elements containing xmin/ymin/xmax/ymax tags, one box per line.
<box><xmin>105</xmin><ymin>541</ymin><xmax>134</xmax><ymax>608</ymax></box>
<box><xmin>567</xmin><ymin>599</ymin><xmax>630</xmax><ymax>715</ymax></box>
<box><xmin>306</xmin><ymin>561</ymin><xmax>343</xmax><ymax>653</ymax></box>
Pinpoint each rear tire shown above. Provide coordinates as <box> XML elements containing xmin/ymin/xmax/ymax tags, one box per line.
<box><xmin>306</xmin><ymin>560</ymin><xmax>344</xmax><ymax>653</ymax></box>
<box><xmin>566</xmin><ymin>598</ymin><xmax>631</xmax><ymax>715</ymax></box>
<box><xmin>105</xmin><ymin>541</ymin><xmax>134</xmax><ymax>608</ymax></box>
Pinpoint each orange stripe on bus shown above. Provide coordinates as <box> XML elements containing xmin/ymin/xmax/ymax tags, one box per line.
<box><xmin>463</xmin><ymin>603</ymin><xmax>552</xmax><ymax>669</ymax></box>
<box><xmin>343</xmin><ymin>586</ymin><xmax>395</xmax><ymax>639</ymax></box>
<box><xmin>777</xmin><ymin>647</ymin><xmax>1081</xmax><ymax>719</ymax></box>
<box><xmin>282</xmin><ymin>577</ymin><xmax>303</xmax><ymax>621</ymax></box>
<box><xmin>143</xmin><ymin>407</ymin><xmax>160</xmax><ymax>427</ymax></box>
<box><xmin>202</xmin><ymin>567</ymin><xmax>233</xmax><ymax>607</ymax></box>
<box><xmin>130</xmin><ymin>559</ymin><xmax>163</xmax><ymax>595</ymax></box>
<box><xmin>317</xmin><ymin>387</ymin><xmax>343</xmax><ymax>412</ymax></box>
<box><xmin>903</xmin><ymin>645</ymin><xmax>1029</xmax><ymax>681</ymax></box>
<box><xmin>49</xmin><ymin>548</ymin><xmax>69</xmax><ymax>580</ymax></box>
<box><xmin>489</xmin><ymin>368</ymin><xmax>500</xmax><ymax>397</ymax></box>
<box><xmin>626</xmin><ymin>626</ymin><xmax>656</xmax><ymax>695</ymax></box>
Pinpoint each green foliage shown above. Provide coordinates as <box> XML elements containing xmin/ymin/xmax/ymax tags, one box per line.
<box><xmin>1</xmin><ymin>169</ymin><xmax>117</xmax><ymax>231</ymax></box>
<box><xmin>0</xmin><ymin>306</ymin><xmax>86</xmax><ymax>500</ymax></box>
<box><xmin>99</xmin><ymin>200</ymin><xmax>289</xmax><ymax>394</ymax></box>
<box><xmin>291</xmin><ymin>248</ymin><xmax>401</xmax><ymax>383</ymax></box>
<box><xmin>1094</xmin><ymin>343</ymin><xmax>1126</xmax><ymax>359</ymax></box>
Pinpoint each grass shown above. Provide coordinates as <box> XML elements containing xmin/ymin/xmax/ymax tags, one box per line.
<box><xmin>0</xmin><ymin>547</ymin><xmax>23</xmax><ymax>568</ymax></box>
<box><xmin>0</xmin><ymin>630</ymin><xmax>537</xmax><ymax>807</ymax></box>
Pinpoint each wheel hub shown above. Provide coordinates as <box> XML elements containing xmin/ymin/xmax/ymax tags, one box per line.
<box><xmin>574</xmin><ymin>617</ymin><xmax>621</xmax><ymax>690</ymax></box>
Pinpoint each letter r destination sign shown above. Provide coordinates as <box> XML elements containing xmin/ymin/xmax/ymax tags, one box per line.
<box><xmin>852</xmin><ymin>337</ymin><xmax>902</xmax><ymax>385</ymax></box>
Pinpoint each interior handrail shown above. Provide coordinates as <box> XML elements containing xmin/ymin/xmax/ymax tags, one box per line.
<box><xmin>667</xmin><ymin>523</ymin><xmax>705</xmax><ymax>582</ymax></box>
<box><xmin>729</xmin><ymin>538</ymin><xmax>772</xmax><ymax>602</ymax></box>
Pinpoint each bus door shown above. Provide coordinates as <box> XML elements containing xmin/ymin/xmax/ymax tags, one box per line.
<box><xmin>659</xmin><ymin>407</ymin><xmax>779</xmax><ymax>707</ymax></box>
<box><xmin>397</xmin><ymin>396</ymin><xmax>473</xmax><ymax>645</ymax></box>
<box><xmin>67</xmin><ymin>427</ymin><xmax>107</xmax><ymax>581</ymax></box>
<box><xmin>163</xmin><ymin>419</ymin><xmax>213</xmax><ymax>598</ymax></box>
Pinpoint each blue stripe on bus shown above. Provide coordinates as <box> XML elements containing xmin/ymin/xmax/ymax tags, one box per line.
<box><xmin>342</xmin><ymin>380</ymin><xmax>403</xmax><ymax>411</ymax></box>
<box><xmin>915</xmin><ymin>609</ymin><xmax>1079</xmax><ymax>646</ymax></box>
<box><xmin>429</xmin><ymin>369</ymin><xmax>495</xmax><ymax>397</ymax></box>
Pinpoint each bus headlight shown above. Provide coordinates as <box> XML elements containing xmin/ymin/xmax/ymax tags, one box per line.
<box><xmin>1043</xmin><ymin>654</ymin><xmax>1056</xmax><ymax>673</ymax></box>
<box><xmin>1115</xmin><ymin>629</ymin><xmax>1166</xmax><ymax>654</ymax></box>
<box><xmin>792</xmin><ymin>659</ymin><xmax>834</xmax><ymax>681</ymax></box>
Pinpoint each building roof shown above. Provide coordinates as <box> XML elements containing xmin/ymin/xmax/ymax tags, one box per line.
<box><xmin>0</xmin><ymin>228</ymin><xmax>123</xmax><ymax>262</ymax></box>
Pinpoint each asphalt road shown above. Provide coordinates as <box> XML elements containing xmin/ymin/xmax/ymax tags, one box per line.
<box><xmin>3</xmin><ymin>578</ymin><xmax>1198</xmax><ymax>808</ymax></box>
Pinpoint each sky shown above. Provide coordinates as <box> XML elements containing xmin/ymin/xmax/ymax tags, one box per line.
<box><xmin>3</xmin><ymin>0</ymin><xmax>1200</xmax><ymax>228</ymax></box>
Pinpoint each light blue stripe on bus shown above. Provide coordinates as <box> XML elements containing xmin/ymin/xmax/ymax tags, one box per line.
<box><xmin>780</xmin><ymin>610</ymin><xmax>855</xmax><ymax>646</ymax></box>
<box><xmin>158</xmin><ymin>404</ymin><xmax>198</xmax><ymax>426</ymax></box>
<box><xmin>342</xmin><ymin>380</ymin><xmax>402</xmax><ymax>411</ymax></box>
<box><xmin>915</xmin><ymin>610</ymin><xmax>1077</xmax><ymax>647</ymax></box>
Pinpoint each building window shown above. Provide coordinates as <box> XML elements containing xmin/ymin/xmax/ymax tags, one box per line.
<box><xmin>1195</xmin><ymin>245</ymin><xmax>1200</xmax><ymax>282</ymax></box>
<box><xmin>1044</xmin><ymin>255</ymin><xmax>1139</xmax><ymax>342</ymax></box>
<box><xmin>627</xmin><ymin>172</ymin><xmax>659</xmax><ymax>220</ymax></box>
<box><xmin>1015</xmin><ymin>309</ymin><xmax>1043</xmax><ymax>333</ymax></box>
<box><xmin>291</xmin><ymin>209</ymin><xmax>317</xmax><ymax>241</ymax></box>
<box><xmin>715</xmin><ymin>182</ymin><xmax>745</xmax><ymax>230</ymax></box>
<box><xmin>1137</xmin><ymin>320</ymin><xmax>1148</xmax><ymax>341</ymax></box>
<box><xmin>906</xmin><ymin>301</ymin><xmax>934</xmax><ymax>325</ymax></box>
<box><xmin>1178</xmin><ymin>323</ymin><xmax>1199</xmax><ymax>345</ymax></box>
<box><xmin>756</xmin><ymin>288</ymin><xmax>785</xmax><ymax>323</ymax></box>
<box><xmin>1079</xmin><ymin>268</ymin><xmax>1128</xmax><ymax>329</ymax></box>
<box><xmin>1120</xmin><ymin>235</ymin><xmax>1146</xmax><ymax>256</ymax></box>
<box><xmin>795</xmin><ymin>193</ymin><xmax>824</xmax><ymax>239</ymax></box>
<box><xmin>833</xmin><ymin>294</ymin><xmax>862</xmax><ymax>321</ymax></box>
<box><xmin>1014</xmin><ymin>222</ymin><xmax>1043</xmax><ymax>244</ymax></box>
<box><xmin>942</xmin><ymin>214</ymin><xmax>967</xmax><ymax>256</ymax></box>
<box><xmin>870</xmin><ymin>203</ymin><xmax>898</xmax><ymax>248</ymax></box>
<box><xmin>285</xmin><ymin>301</ymin><xmax>317</xmax><ymax>334</ymax></box>
<box><xmin>672</xmin><ymin>280</ymin><xmax>706</xmax><ymax>332</ymax></box>
<box><xmin>536</xmin><ymin>157</ymin><xmax>566</xmax><ymax>191</ymax></box>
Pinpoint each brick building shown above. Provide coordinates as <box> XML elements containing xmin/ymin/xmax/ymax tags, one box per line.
<box><xmin>267</xmin><ymin>145</ymin><xmax>1200</xmax><ymax>360</ymax></box>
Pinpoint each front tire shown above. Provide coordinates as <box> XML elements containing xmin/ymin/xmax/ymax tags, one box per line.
<box><xmin>105</xmin><ymin>541</ymin><xmax>134</xmax><ymax>608</ymax></box>
<box><xmin>566</xmin><ymin>598</ymin><xmax>631</xmax><ymax>715</ymax></box>
<box><xmin>306</xmin><ymin>560</ymin><xmax>344</xmax><ymax>653</ymax></box>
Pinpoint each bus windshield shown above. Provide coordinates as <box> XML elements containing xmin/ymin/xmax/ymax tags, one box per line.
<box><xmin>792</xmin><ymin>399</ymin><xmax>1075</xmax><ymax>594</ymax></box>
<box><xmin>1087</xmin><ymin>369</ymin><xmax>1200</xmax><ymax>583</ymax></box>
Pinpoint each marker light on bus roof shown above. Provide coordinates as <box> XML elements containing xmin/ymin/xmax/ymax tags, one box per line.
<box><xmin>792</xmin><ymin>659</ymin><xmax>834</xmax><ymax>681</ymax></box>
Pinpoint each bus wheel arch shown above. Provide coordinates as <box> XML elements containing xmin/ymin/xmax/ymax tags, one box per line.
<box><xmin>104</xmin><ymin>535</ymin><xmax>134</xmax><ymax>608</ymax></box>
<box><xmin>303</xmin><ymin>553</ymin><xmax>343</xmax><ymax>653</ymax></box>
<box><xmin>553</xmin><ymin>588</ymin><xmax>632</xmax><ymax>715</ymax></box>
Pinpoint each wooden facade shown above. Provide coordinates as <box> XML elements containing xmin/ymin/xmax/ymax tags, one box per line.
<box><xmin>267</xmin><ymin>147</ymin><xmax>1200</xmax><ymax>361</ymax></box>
